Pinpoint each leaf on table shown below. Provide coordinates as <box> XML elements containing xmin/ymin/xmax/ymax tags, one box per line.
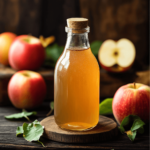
<box><xmin>46</xmin><ymin>101</ymin><xmax>54</xmax><ymax>116</ymax></box>
<box><xmin>5</xmin><ymin>109</ymin><xmax>37</xmax><ymax>121</ymax></box>
<box><xmin>119</xmin><ymin>115</ymin><xmax>145</xmax><ymax>142</ymax></box>
<box><xmin>16</xmin><ymin>126</ymin><xmax>23</xmax><ymax>136</ymax></box>
<box><xmin>118</xmin><ymin>125</ymin><xmax>125</xmax><ymax>134</ymax></box>
<box><xmin>23</xmin><ymin>120</ymin><xmax>45</xmax><ymax>147</ymax></box>
<box><xmin>99</xmin><ymin>98</ymin><xmax>113</xmax><ymax>115</ymax></box>
<box><xmin>90</xmin><ymin>41</ymin><xmax>102</xmax><ymax>56</ymax></box>
<box><xmin>33</xmin><ymin>120</ymin><xmax>41</xmax><ymax>124</ymax></box>
<box><xmin>126</xmin><ymin>130</ymin><xmax>137</xmax><ymax>142</ymax></box>
<box><xmin>120</xmin><ymin>115</ymin><xmax>131</xmax><ymax>127</ymax></box>
<box><xmin>119</xmin><ymin>115</ymin><xmax>142</xmax><ymax>131</ymax></box>
<box><xmin>131</xmin><ymin>119</ymin><xmax>145</xmax><ymax>132</ymax></box>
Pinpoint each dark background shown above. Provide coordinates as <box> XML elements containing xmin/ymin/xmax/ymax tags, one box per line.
<box><xmin>0</xmin><ymin>0</ymin><xmax>149</xmax><ymax>70</ymax></box>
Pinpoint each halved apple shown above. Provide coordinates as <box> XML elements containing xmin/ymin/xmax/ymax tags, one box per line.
<box><xmin>98</xmin><ymin>38</ymin><xmax>136</xmax><ymax>72</ymax></box>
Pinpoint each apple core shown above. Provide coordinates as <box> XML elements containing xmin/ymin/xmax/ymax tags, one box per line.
<box><xmin>114</xmin><ymin>50</ymin><xmax>118</xmax><ymax>56</ymax></box>
<box><xmin>22</xmin><ymin>73</ymin><xmax>30</xmax><ymax>77</ymax></box>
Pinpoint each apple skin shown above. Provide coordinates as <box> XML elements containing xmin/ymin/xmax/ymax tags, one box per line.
<box><xmin>0</xmin><ymin>32</ymin><xmax>17</xmax><ymax>65</ymax></box>
<box><xmin>8</xmin><ymin>70</ymin><xmax>47</xmax><ymax>109</ymax></box>
<box><xmin>99</xmin><ymin>62</ymin><xmax>131</xmax><ymax>73</ymax></box>
<box><xmin>112</xmin><ymin>83</ymin><xmax>150</xmax><ymax>124</ymax></box>
<box><xmin>9</xmin><ymin>35</ymin><xmax>45</xmax><ymax>70</ymax></box>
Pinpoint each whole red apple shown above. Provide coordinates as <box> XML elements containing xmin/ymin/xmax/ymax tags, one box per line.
<box><xmin>8</xmin><ymin>70</ymin><xmax>47</xmax><ymax>109</ymax></box>
<box><xmin>0</xmin><ymin>32</ymin><xmax>17</xmax><ymax>65</ymax></box>
<box><xmin>9</xmin><ymin>35</ymin><xmax>45</xmax><ymax>70</ymax></box>
<box><xmin>112</xmin><ymin>83</ymin><xmax>150</xmax><ymax>124</ymax></box>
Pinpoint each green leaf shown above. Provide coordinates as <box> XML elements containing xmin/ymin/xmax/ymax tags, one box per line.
<box><xmin>118</xmin><ymin>126</ymin><xmax>125</xmax><ymax>134</ymax></box>
<box><xmin>45</xmin><ymin>43</ymin><xmax>64</xmax><ymax>62</ymax></box>
<box><xmin>120</xmin><ymin>115</ymin><xmax>131</xmax><ymax>127</ymax></box>
<box><xmin>99</xmin><ymin>98</ymin><xmax>113</xmax><ymax>115</ymax></box>
<box><xmin>23</xmin><ymin>120</ymin><xmax>44</xmax><ymax>147</ymax></box>
<box><xmin>16</xmin><ymin>120</ymin><xmax>45</xmax><ymax>147</ymax></box>
<box><xmin>16</xmin><ymin>126</ymin><xmax>23</xmax><ymax>136</ymax></box>
<box><xmin>90</xmin><ymin>41</ymin><xmax>102</xmax><ymax>56</ymax></box>
<box><xmin>126</xmin><ymin>130</ymin><xmax>137</xmax><ymax>142</ymax></box>
<box><xmin>119</xmin><ymin>115</ymin><xmax>145</xmax><ymax>142</ymax></box>
<box><xmin>33</xmin><ymin>120</ymin><xmax>41</xmax><ymax>124</ymax></box>
<box><xmin>50</xmin><ymin>101</ymin><xmax>54</xmax><ymax>110</ymax></box>
<box><xmin>120</xmin><ymin>115</ymin><xmax>140</xmax><ymax>129</ymax></box>
<box><xmin>5</xmin><ymin>109</ymin><xmax>37</xmax><ymax>121</ymax></box>
<box><xmin>131</xmin><ymin>119</ymin><xmax>145</xmax><ymax>132</ymax></box>
<box><xmin>46</xmin><ymin>101</ymin><xmax>54</xmax><ymax>116</ymax></box>
<box><xmin>23</xmin><ymin>120</ymin><xmax>44</xmax><ymax>141</ymax></box>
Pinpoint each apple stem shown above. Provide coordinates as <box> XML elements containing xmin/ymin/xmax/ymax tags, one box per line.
<box><xmin>25</xmin><ymin>116</ymin><xmax>30</xmax><ymax>121</ymax></box>
<box><xmin>134</xmin><ymin>82</ymin><xmax>136</xmax><ymax>89</ymax></box>
<box><xmin>46</xmin><ymin>109</ymin><xmax>53</xmax><ymax>116</ymax></box>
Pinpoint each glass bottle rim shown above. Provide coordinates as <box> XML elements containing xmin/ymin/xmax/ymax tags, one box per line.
<box><xmin>65</xmin><ymin>26</ymin><xmax>90</xmax><ymax>33</ymax></box>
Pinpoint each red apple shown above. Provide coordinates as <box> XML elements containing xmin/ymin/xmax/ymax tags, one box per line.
<box><xmin>8</xmin><ymin>70</ymin><xmax>47</xmax><ymax>109</ymax></box>
<box><xmin>112</xmin><ymin>83</ymin><xmax>150</xmax><ymax>124</ymax></box>
<box><xmin>0</xmin><ymin>32</ymin><xmax>17</xmax><ymax>65</ymax></box>
<box><xmin>98</xmin><ymin>39</ymin><xmax>136</xmax><ymax>72</ymax></box>
<box><xmin>9</xmin><ymin>35</ymin><xmax>45</xmax><ymax>70</ymax></box>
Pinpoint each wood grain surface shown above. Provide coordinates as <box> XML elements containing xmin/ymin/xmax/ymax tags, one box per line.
<box><xmin>40</xmin><ymin>115</ymin><xmax>118</xmax><ymax>143</ymax></box>
<box><xmin>0</xmin><ymin>103</ymin><xmax>149</xmax><ymax>150</ymax></box>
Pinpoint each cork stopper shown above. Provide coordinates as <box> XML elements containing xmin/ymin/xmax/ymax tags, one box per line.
<box><xmin>67</xmin><ymin>18</ymin><xmax>88</xmax><ymax>33</ymax></box>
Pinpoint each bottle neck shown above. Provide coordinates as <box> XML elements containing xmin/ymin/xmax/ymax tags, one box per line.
<box><xmin>65</xmin><ymin>32</ymin><xmax>90</xmax><ymax>50</ymax></box>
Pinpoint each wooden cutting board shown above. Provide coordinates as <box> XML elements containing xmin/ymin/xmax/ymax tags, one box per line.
<box><xmin>40</xmin><ymin>115</ymin><xmax>118</xmax><ymax>143</ymax></box>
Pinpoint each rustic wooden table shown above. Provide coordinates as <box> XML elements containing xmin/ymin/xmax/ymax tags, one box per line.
<box><xmin>0</xmin><ymin>103</ymin><xmax>149</xmax><ymax>150</ymax></box>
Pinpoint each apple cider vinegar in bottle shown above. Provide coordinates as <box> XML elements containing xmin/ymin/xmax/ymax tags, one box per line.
<box><xmin>54</xmin><ymin>18</ymin><xmax>100</xmax><ymax>131</ymax></box>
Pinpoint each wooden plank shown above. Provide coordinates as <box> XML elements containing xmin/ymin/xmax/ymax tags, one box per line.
<box><xmin>0</xmin><ymin>105</ymin><xmax>149</xmax><ymax>149</ymax></box>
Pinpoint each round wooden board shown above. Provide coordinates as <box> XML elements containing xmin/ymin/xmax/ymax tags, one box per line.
<box><xmin>40</xmin><ymin>115</ymin><xmax>118</xmax><ymax>143</ymax></box>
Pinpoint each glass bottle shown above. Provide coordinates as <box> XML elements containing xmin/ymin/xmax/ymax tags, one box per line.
<box><xmin>54</xmin><ymin>18</ymin><xmax>100</xmax><ymax>131</ymax></box>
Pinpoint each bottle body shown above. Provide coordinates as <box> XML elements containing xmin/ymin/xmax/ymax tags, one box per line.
<box><xmin>54</xmin><ymin>28</ymin><xmax>100</xmax><ymax>131</ymax></box>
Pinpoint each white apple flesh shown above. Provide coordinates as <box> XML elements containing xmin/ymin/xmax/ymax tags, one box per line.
<box><xmin>98</xmin><ymin>38</ymin><xmax>136</xmax><ymax>72</ymax></box>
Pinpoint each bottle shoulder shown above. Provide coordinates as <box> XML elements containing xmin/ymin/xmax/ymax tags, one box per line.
<box><xmin>55</xmin><ymin>48</ymin><xmax>100</xmax><ymax>72</ymax></box>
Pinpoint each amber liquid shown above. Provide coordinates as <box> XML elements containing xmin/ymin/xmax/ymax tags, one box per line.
<box><xmin>54</xmin><ymin>47</ymin><xmax>100</xmax><ymax>131</ymax></box>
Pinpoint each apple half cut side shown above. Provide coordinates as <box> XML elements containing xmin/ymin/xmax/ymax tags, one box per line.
<box><xmin>98</xmin><ymin>38</ymin><xmax>136</xmax><ymax>72</ymax></box>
